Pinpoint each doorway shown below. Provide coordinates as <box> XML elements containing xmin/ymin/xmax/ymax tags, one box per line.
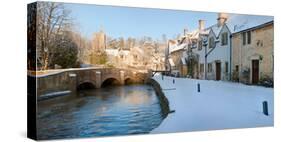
<box><xmin>252</xmin><ymin>60</ymin><xmax>259</xmax><ymax>84</ymax></box>
<box><xmin>216</xmin><ymin>62</ymin><xmax>221</xmax><ymax>80</ymax></box>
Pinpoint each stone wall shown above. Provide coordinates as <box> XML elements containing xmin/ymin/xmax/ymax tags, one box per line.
<box><xmin>232</xmin><ymin>23</ymin><xmax>273</xmax><ymax>84</ymax></box>
<box><xmin>148</xmin><ymin>78</ymin><xmax>170</xmax><ymax>117</ymax></box>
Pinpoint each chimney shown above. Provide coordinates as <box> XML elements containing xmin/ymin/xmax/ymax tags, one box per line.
<box><xmin>217</xmin><ymin>13</ymin><xmax>228</xmax><ymax>27</ymax></box>
<box><xmin>184</xmin><ymin>28</ymin><xmax>188</xmax><ymax>36</ymax></box>
<box><xmin>199</xmin><ymin>20</ymin><xmax>205</xmax><ymax>31</ymax></box>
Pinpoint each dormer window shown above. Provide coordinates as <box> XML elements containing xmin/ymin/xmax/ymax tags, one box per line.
<box><xmin>221</xmin><ymin>32</ymin><xmax>228</xmax><ymax>46</ymax></box>
<box><xmin>209</xmin><ymin>37</ymin><xmax>215</xmax><ymax>48</ymax></box>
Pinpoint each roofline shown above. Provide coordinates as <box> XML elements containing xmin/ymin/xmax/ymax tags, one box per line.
<box><xmin>217</xmin><ymin>24</ymin><xmax>231</xmax><ymax>37</ymax></box>
<box><xmin>170</xmin><ymin>48</ymin><xmax>186</xmax><ymax>54</ymax></box>
<box><xmin>232</xmin><ymin>20</ymin><xmax>274</xmax><ymax>35</ymax></box>
<box><xmin>208</xmin><ymin>28</ymin><xmax>217</xmax><ymax>38</ymax></box>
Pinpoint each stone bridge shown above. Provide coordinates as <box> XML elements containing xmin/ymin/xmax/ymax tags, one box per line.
<box><xmin>33</xmin><ymin>68</ymin><xmax>150</xmax><ymax>97</ymax></box>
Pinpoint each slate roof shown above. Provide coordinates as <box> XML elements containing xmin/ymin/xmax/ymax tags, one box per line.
<box><xmin>226</xmin><ymin>14</ymin><xmax>273</xmax><ymax>33</ymax></box>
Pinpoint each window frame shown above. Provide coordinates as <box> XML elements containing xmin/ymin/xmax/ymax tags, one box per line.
<box><xmin>208</xmin><ymin>63</ymin><xmax>212</xmax><ymax>72</ymax></box>
<box><xmin>235</xmin><ymin>65</ymin><xmax>239</xmax><ymax>72</ymax></box>
<box><xmin>209</xmin><ymin>37</ymin><xmax>215</xmax><ymax>49</ymax></box>
<box><xmin>247</xmin><ymin>31</ymin><xmax>251</xmax><ymax>44</ymax></box>
<box><xmin>221</xmin><ymin>32</ymin><xmax>228</xmax><ymax>46</ymax></box>
<box><xmin>200</xmin><ymin>63</ymin><xmax>204</xmax><ymax>73</ymax></box>
<box><xmin>242</xmin><ymin>32</ymin><xmax>246</xmax><ymax>45</ymax></box>
<box><xmin>225</xmin><ymin>62</ymin><xmax>228</xmax><ymax>73</ymax></box>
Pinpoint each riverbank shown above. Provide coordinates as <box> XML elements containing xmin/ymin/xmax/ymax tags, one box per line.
<box><xmin>151</xmin><ymin>74</ymin><xmax>273</xmax><ymax>133</ymax></box>
<box><xmin>148</xmin><ymin>79</ymin><xmax>170</xmax><ymax>117</ymax></box>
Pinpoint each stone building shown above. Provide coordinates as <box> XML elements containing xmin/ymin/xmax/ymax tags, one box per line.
<box><xmin>92</xmin><ymin>30</ymin><xmax>106</xmax><ymax>52</ymax></box>
<box><xmin>205</xmin><ymin>13</ymin><xmax>231</xmax><ymax>81</ymax></box>
<box><xmin>228</xmin><ymin>15</ymin><xmax>274</xmax><ymax>84</ymax></box>
<box><xmin>106</xmin><ymin>45</ymin><xmax>165</xmax><ymax>70</ymax></box>
<box><xmin>165</xmin><ymin>13</ymin><xmax>273</xmax><ymax>86</ymax></box>
<box><xmin>186</xmin><ymin>20</ymin><xmax>209</xmax><ymax>79</ymax></box>
<box><xmin>166</xmin><ymin>39</ymin><xmax>188</xmax><ymax>77</ymax></box>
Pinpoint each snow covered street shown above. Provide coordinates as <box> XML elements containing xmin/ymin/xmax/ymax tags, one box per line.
<box><xmin>151</xmin><ymin>74</ymin><xmax>273</xmax><ymax>133</ymax></box>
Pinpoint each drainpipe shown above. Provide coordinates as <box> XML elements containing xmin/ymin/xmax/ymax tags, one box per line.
<box><xmin>204</xmin><ymin>45</ymin><xmax>207</xmax><ymax>79</ymax></box>
<box><xmin>229</xmin><ymin>34</ymin><xmax>232</xmax><ymax>81</ymax></box>
<box><xmin>204</xmin><ymin>38</ymin><xmax>219</xmax><ymax>80</ymax></box>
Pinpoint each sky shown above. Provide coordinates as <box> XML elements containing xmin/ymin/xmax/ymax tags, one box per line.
<box><xmin>64</xmin><ymin>3</ymin><xmax>273</xmax><ymax>40</ymax></box>
<box><xmin>64</xmin><ymin>3</ymin><xmax>218</xmax><ymax>40</ymax></box>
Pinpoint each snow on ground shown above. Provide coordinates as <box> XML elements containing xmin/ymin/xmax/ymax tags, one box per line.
<box><xmin>38</xmin><ymin>90</ymin><xmax>71</xmax><ymax>101</ymax></box>
<box><xmin>151</xmin><ymin>74</ymin><xmax>273</xmax><ymax>133</ymax></box>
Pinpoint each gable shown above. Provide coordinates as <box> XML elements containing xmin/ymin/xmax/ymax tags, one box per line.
<box><xmin>218</xmin><ymin>24</ymin><xmax>231</xmax><ymax>37</ymax></box>
<box><xmin>208</xmin><ymin>29</ymin><xmax>216</xmax><ymax>39</ymax></box>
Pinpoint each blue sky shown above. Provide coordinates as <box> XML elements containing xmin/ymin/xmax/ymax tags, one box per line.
<box><xmin>65</xmin><ymin>3</ymin><xmax>218</xmax><ymax>40</ymax></box>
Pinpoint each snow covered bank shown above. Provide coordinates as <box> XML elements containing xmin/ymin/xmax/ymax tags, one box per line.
<box><xmin>38</xmin><ymin>90</ymin><xmax>71</xmax><ymax>101</ymax></box>
<box><xmin>151</xmin><ymin>75</ymin><xmax>273</xmax><ymax>133</ymax></box>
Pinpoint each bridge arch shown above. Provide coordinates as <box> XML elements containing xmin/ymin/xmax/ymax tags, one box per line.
<box><xmin>124</xmin><ymin>77</ymin><xmax>134</xmax><ymax>85</ymax></box>
<box><xmin>101</xmin><ymin>77</ymin><xmax>121</xmax><ymax>87</ymax></box>
<box><xmin>77</xmin><ymin>81</ymin><xmax>96</xmax><ymax>90</ymax></box>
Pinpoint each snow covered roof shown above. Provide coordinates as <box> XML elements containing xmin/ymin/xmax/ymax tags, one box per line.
<box><xmin>105</xmin><ymin>49</ymin><xmax>119</xmax><ymax>56</ymax></box>
<box><xmin>119</xmin><ymin>50</ymin><xmax>130</xmax><ymax>56</ymax></box>
<box><xmin>199</xmin><ymin>29</ymin><xmax>210</xmax><ymax>35</ymax></box>
<box><xmin>170</xmin><ymin>43</ymin><xmax>187</xmax><ymax>53</ymax></box>
<box><xmin>186</xmin><ymin>29</ymin><xmax>200</xmax><ymax>39</ymax></box>
<box><xmin>168</xmin><ymin>58</ymin><xmax>175</xmax><ymax>67</ymax></box>
<box><xmin>131</xmin><ymin>46</ymin><xmax>144</xmax><ymax>55</ymax></box>
<box><xmin>226</xmin><ymin>14</ymin><xmax>273</xmax><ymax>34</ymax></box>
<box><xmin>209</xmin><ymin>24</ymin><xmax>223</xmax><ymax>37</ymax></box>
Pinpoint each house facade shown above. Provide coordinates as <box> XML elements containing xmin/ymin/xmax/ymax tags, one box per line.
<box><xmin>187</xmin><ymin>14</ymin><xmax>231</xmax><ymax>81</ymax></box>
<box><xmin>165</xmin><ymin>13</ymin><xmax>273</xmax><ymax>85</ymax></box>
<box><xmin>230</xmin><ymin>20</ymin><xmax>274</xmax><ymax>84</ymax></box>
<box><xmin>166</xmin><ymin>39</ymin><xmax>188</xmax><ymax>77</ymax></box>
<box><xmin>206</xmin><ymin>23</ymin><xmax>231</xmax><ymax>81</ymax></box>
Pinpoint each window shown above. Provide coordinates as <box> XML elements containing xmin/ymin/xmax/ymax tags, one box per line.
<box><xmin>208</xmin><ymin>63</ymin><xmax>212</xmax><ymax>72</ymax></box>
<box><xmin>225</xmin><ymin>62</ymin><xmax>228</xmax><ymax>73</ymax></box>
<box><xmin>200</xmin><ymin>64</ymin><xmax>204</xmax><ymax>73</ymax></box>
<box><xmin>221</xmin><ymin>32</ymin><xmax>228</xmax><ymax>46</ymax></box>
<box><xmin>242</xmin><ymin>32</ymin><xmax>246</xmax><ymax>45</ymax></box>
<box><xmin>235</xmin><ymin>65</ymin><xmax>239</xmax><ymax>72</ymax></box>
<box><xmin>198</xmin><ymin>41</ymin><xmax>202</xmax><ymax>51</ymax></box>
<box><xmin>242</xmin><ymin>31</ymin><xmax>251</xmax><ymax>45</ymax></box>
<box><xmin>209</xmin><ymin>37</ymin><xmax>215</xmax><ymax>48</ymax></box>
<box><xmin>247</xmin><ymin>31</ymin><xmax>251</xmax><ymax>44</ymax></box>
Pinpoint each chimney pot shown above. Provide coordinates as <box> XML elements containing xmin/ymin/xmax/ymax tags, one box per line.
<box><xmin>199</xmin><ymin>20</ymin><xmax>205</xmax><ymax>31</ymax></box>
<box><xmin>217</xmin><ymin>13</ymin><xmax>228</xmax><ymax>26</ymax></box>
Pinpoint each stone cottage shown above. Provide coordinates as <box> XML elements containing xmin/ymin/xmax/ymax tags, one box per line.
<box><xmin>227</xmin><ymin>15</ymin><xmax>274</xmax><ymax>84</ymax></box>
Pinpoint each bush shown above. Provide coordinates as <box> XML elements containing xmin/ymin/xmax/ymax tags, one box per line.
<box><xmin>51</xmin><ymin>34</ymin><xmax>79</xmax><ymax>69</ymax></box>
<box><xmin>259</xmin><ymin>75</ymin><xmax>273</xmax><ymax>87</ymax></box>
<box><xmin>232</xmin><ymin>69</ymin><xmax>239</xmax><ymax>82</ymax></box>
<box><xmin>90</xmin><ymin>51</ymin><xmax>108</xmax><ymax>65</ymax></box>
<box><xmin>241</xmin><ymin>67</ymin><xmax>250</xmax><ymax>84</ymax></box>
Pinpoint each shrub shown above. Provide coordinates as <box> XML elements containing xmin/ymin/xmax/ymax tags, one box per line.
<box><xmin>259</xmin><ymin>75</ymin><xmax>273</xmax><ymax>87</ymax></box>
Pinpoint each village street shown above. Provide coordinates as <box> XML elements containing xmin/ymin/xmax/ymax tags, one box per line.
<box><xmin>151</xmin><ymin>74</ymin><xmax>273</xmax><ymax>133</ymax></box>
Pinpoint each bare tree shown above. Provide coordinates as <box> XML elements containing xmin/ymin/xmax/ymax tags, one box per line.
<box><xmin>36</xmin><ymin>2</ymin><xmax>72</xmax><ymax>70</ymax></box>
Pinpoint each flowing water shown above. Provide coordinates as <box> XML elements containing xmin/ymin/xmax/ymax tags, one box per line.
<box><xmin>37</xmin><ymin>84</ymin><xmax>165</xmax><ymax>140</ymax></box>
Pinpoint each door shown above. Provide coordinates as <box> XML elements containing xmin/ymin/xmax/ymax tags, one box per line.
<box><xmin>216</xmin><ymin>62</ymin><xmax>221</xmax><ymax>80</ymax></box>
<box><xmin>252</xmin><ymin>60</ymin><xmax>259</xmax><ymax>84</ymax></box>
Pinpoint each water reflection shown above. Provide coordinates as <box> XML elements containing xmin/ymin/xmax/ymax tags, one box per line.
<box><xmin>37</xmin><ymin>84</ymin><xmax>165</xmax><ymax>140</ymax></box>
